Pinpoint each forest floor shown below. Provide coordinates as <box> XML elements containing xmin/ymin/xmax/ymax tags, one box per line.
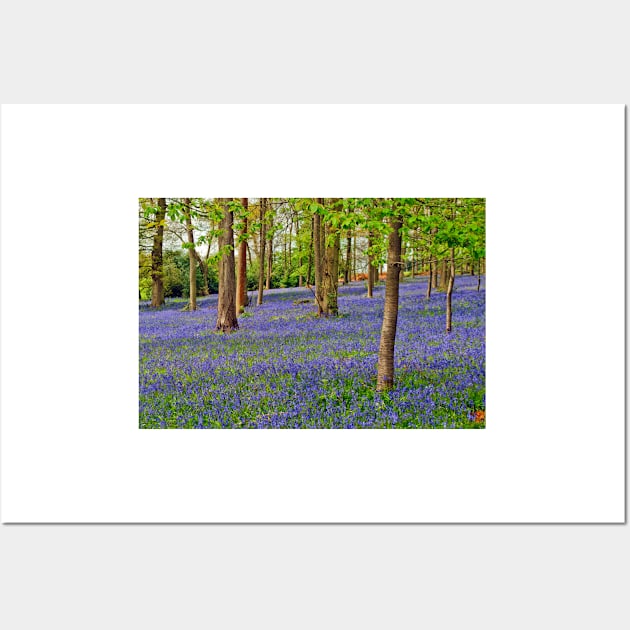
<box><xmin>139</xmin><ymin>276</ymin><xmax>485</xmax><ymax>429</ymax></box>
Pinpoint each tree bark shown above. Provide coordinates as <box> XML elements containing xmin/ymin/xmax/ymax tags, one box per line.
<box><xmin>296</xmin><ymin>215</ymin><xmax>303</xmax><ymax>287</ymax></box>
<box><xmin>184</xmin><ymin>198</ymin><xmax>197</xmax><ymax>311</ymax></box>
<box><xmin>399</xmin><ymin>240</ymin><xmax>406</xmax><ymax>282</ymax></box>
<box><xmin>150</xmin><ymin>198</ymin><xmax>166</xmax><ymax>307</ymax></box>
<box><xmin>438</xmin><ymin>259</ymin><xmax>448</xmax><ymax>291</ymax></box>
<box><xmin>353</xmin><ymin>230</ymin><xmax>357</xmax><ymax>280</ymax></box>
<box><xmin>313</xmin><ymin>200</ymin><xmax>325</xmax><ymax>315</ymax></box>
<box><xmin>321</xmin><ymin>199</ymin><xmax>341</xmax><ymax>316</ymax></box>
<box><xmin>445</xmin><ymin>247</ymin><xmax>455</xmax><ymax>332</ymax></box>
<box><xmin>306</xmin><ymin>215</ymin><xmax>314</xmax><ymax>287</ymax></box>
<box><xmin>376</xmin><ymin>215</ymin><xmax>403</xmax><ymax>392</ymax></box>
<box><xmin>236</xmin><ymin>197</ymin><xmax>248</xmax><ymax>314</ymax></box>
<box><xmin>344</xmin><ymin>231</ymin><xmax>352</xmax><ymax>283</ymax></box>
<box><xmin>367</xmin><ymin>231</ymin><xmax>374</xmax><ymax>298</ymax></box>
<box><xmin>193</xmin><ymin>251</ymin><xmax>209</xmax><ymax>296</ymax></box>
<box><xmin>257</xmin><ymin>199</ymin><xmax>267</xmax><ymax>305</ymax></box>
<box><xmin>426</xmin><ymin>261</ymin><xmax>432</xmax><ymax>299</ymax></box>
<box><xmin>216</xmin><ymin>200</ymin><xmax>239</xmax><ymax>332</ymax></box>
<box><xmin>266</xmin><ymin>225</ymin><xmax>273</xmax><ymax>291</ymax></box>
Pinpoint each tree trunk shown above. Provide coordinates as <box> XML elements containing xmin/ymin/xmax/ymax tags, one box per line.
<box><xmin>344</xmin><ymin>231</ymin><xmax>352</xmax><ymax>283</ymax></box>
<box><xmin>313</xmin><ymin>200</ymin><xmax>324</xmax><ymax>315</ymax></box>
<box><xmin>376</xmin><ymin>215</ymin><xmax>403</xmax><ymax>392</ymax></box>
<box><xmin>438</xmin><ymin>259</ymin><xmax>448</xmax><ymax>291</ymax></box>
<box><xmin>445</xmin><ymin>247</ymin><xmax>455</xmax><ymax>332</ymax></box>
<box><xmin>150</xmin><ymin>198</ymin><xmax>166</xmax><ymax>307</ymax></box>
<box><xmin>426</xmin><ymin>261</ymin><xmax>432</xmax><ymax>299</ymax></box>
<box><xmin>353</xmin><ymin>230</ymin><xmax>357</xmax><ymax>280</ymax></box>
<box><xmin>236</xmin><ymin>197</ymin><xmax>248</xmax><ymax>314</ymax></box>
<box><xmin>287</xmin><ymin>213</ymin><xmax>293</xmax><ymax>281</ymax></box>
<box><xmin>194</xmin><ymin>252</ymin><xmax>209</xmax><ymax>296</ymax></box>
<box><xmin>296</xmin><ymin>215</ymin><xmax>303</xmax><ymax>287</ymax></box>
<box><xmin>399</xmin><ymin>240</ymin><xmax>406</xmax><ymax>282</ymax></box>
<box><xmin>257</xmin><ymin>199</ymin><xmax>266</xmax><ymax>305</ymax></box>
<box><xmin>367</xmin><ymin>231</ymin><xmax>374</xmax><ymax>298</ymax></box>
<box><xmin>321</xmin><ymin>199</ymin><xmax>341</xmax><ymax>316</ymax></box>
<box><xmin>216</xmin><ymin>201</ymin><xmax>239</xmax><ymax>332</ymax></box>
<box><xmin>184</xmin><ymin>199</ymin><xmax>197</xmax><ymax>311</ymax></box>
<box><xmin>266</xmin><ymin>229</ymin><xmax>273</xmax><ymax>290</ymax></box>
<box><xmin>306</xmin><ymin>215</ymin><xmax>314</xmax><ymax>286</ymax></box>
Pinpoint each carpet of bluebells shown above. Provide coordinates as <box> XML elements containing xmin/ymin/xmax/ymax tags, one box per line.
<box><xmin>139</xmin><ymin>276</ymin><xmax>485</xmax><ymax>429</ymax></box>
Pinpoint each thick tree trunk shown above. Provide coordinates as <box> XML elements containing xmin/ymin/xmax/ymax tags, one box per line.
<box><xmin>257</xmin><ymin>199</ymin><xmax>266</xmax><ymax>305</ymax></box>
<box><xmin>184</xmin><ymin>199</ymin><xmax>197</xmax><ymax>311</ymax></box>
<box><xmin>445</xmin><ymin>247</ymin><xmax>455</xmax><ymax>332</ymax></box>
<box><xmin>150</xmin><ymin>198</ymin><xmax>166</xmax><ymax>307</ymax></box>
<box><xmin>216</xmin><ymin>201</ymin><xmax>239</xmax><ymax>332</ymax></box>
<box><xmin>376</xmin><ymin>215</ymin><xmax>403</xmax><ymax>392</ymax></box>
<box><xmin>236</xmin><ymin>198</ymin><xmax>248</xmax><ymax>314</ymax></box>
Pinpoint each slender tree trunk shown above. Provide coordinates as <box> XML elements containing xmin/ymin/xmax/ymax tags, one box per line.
<box><xmin>344</xmin><ymin>231</ymin><xmax>352</xmax><ymax>283</ymax></box>
<box><xmin>367</xmin><ymin>232</ymin><xmax>374</xmax><ymax>298</ymax></box>
<box><xmin>438</xmin><ymin>259</ymin><xmax>448</xmax><ymax>291</ymax></box>
<box><xmin>376</xmin><ymin>215</ymin><xmax>403</xmax><ymax>392</ymax></box>
<box><xmin>296</xmin><ymin>215</ymin><xmax>303</xmax><ymax>287</ymax></box>
<box><xmin>236</xmin><ymin>197</ymin><xmax>248</xmax><ymax>313</ymax></box>
<box><xmin>194</xmin><ymin>252</ymin><xmax>209</xmax><ymax>296</ymax></box>
<box><xmin>266</xmin><ymin>230</ymin><xmax>273</xmax><ymax>290</ymax></box>
<box><xmin>306</xmin><ymin>215</ymin><xmax>314</xmax><ymax>286</ymax></box>
<box><xmin>287</xmin><ymin>214</ymin><xmax>293</xmax><ymax>281</ymax></box>
<box><xmin>216</xmin><ymin>201</ymin><xmax>239</xmax><ymax>332</ymax></box>
<box><xmin>150</xmin><ymin>198</ymin><xmax>166</xmax><ymax>307</ymax></box>
<box><xmin>353</xmin><ymin>230</ymin><xmax>357</xmax><ymax>280</ymax></box>
<box><xmin>257</xmin><ymin>199</ymin><xmax>267</xmax><ymax>305</ymax></box>
<box><xmin>445</xmin><ymin>247</ymin><xmax>455</xmax><ymax>332</ymax></box>
<box><xmin>184</xmin><ymin>199</ymin><xmax>197</xmax><ymax>311</ymax></box>
<box><xmin>399</xmin><ymin>241</ymin><xmax>406</xmax><ymax>282</ymax></box>
<box><xmin>426</xmin><ymin>261</ymin><xmax>432</xmax><ymax>299</ymax></box>
<box><xmin>313</xmin><ymin>200</ymin><xmax>325</xmax><ymax>315</ymax></box>
<box><xmin>321</xmin><ymin>199</ymin><xmax>341</xmax><ymax>316</ymax></box>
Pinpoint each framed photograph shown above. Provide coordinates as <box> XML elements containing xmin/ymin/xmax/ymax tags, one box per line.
<box><xmin>1</xmin><ymin>105</ymin><xmax>624</xmax><ymax>522</ymax></box>
<box><xmin>138</xmin><ymin>196</ymin><xmax>486</xmax><ymax>430</ymax></box>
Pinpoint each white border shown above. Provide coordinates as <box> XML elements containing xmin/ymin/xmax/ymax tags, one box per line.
<box><xmin>0</xmin><ymin>105</ymin><xmax>624</xmax><ymax>522</ymax></box>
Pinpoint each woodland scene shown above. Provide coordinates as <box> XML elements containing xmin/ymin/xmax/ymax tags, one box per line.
<box><xmin>139</xmin><ymin>198</ymin><xmax>485</xmax><ymax>429</ymax></box>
